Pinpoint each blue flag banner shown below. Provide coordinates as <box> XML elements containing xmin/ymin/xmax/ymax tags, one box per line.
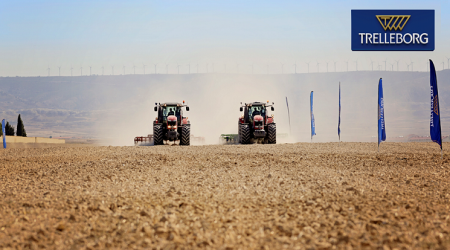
<box><xmin>429</xmin><ymin>60</ymin><xmax>442</xmax><ymax>149</ymax></box>
<box><xmin>378</xmin><ymin>78</ymin><xmax>386</xmax><ymax>146</ymax></box>
<box><xmin>338</xmin><ymin>82</ymin><xmax>341</xmax><ymax>141</ymax></box>
<box><xmin>286</xmin><ymin>97</ymin><xmax>291</xmax><ymax>134</ymax></box>
<box><xmin>2</xmin><ymin>119</ymin><xmax>6</xmax><ymax>149</ymax></box>
<box><xmin>310</xmin><ymin>91</ymin><xmax>316</xmax><ymax>139</ymax></box>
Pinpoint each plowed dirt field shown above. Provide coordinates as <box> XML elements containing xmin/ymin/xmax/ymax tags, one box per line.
<box><xmin>1</xmin><ymin>143</ymin><xmax>449</xmax><ymax>249</ymax></box>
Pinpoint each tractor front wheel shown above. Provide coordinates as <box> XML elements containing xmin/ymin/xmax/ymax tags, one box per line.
<box><xmin>153</xmin><ymin>124</ymin><xmax>164</xmax><ymax>145</ymax></box>
<box><xmin>267</xmin><ymin>123</ymin><xmax>276</xmax><ymax>144</ymax></box>
<box><xmin>240</xmin><ymin>124</ymin><xmax>250</xmax><ymax>144</ymax></box>
<box><xmin>180</xmin><ymin>124</ymin><xmax>190</xmax><ymax>146</ymax></box>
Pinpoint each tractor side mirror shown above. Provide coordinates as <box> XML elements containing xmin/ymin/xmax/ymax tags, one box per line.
<box><xmin>186</xmin><ymin>106</ymin><xmax>189</xmax><ymax>111</ymax></box>
<box><xmin>271</xmin><ymin>107</ymin><xmax>274</xmax><ymax>111</ymax></box>
<box><xmin>154</xmin><ymin>107</ymin><xmax>157</xmax><ymax>112</ymax></box>
<box><xmin>240</xmin><ymin>107</ymin><xmax>243</xmax><ymax>112</ymax></box>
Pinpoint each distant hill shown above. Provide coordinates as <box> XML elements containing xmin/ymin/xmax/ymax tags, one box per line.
<box><xmin>1</xmin><ymin>70</ymin><xmax>449</xmax><ymax>145</ymax></box>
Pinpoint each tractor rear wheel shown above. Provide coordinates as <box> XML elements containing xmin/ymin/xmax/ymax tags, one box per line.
<box><xmin>267</xmin><ymin>123</ymin><xmax>276</xmax><ymax>144</ymax></box>
<box><xmin>153</xmin><ymin>124</ymin><xmax>164</xmax><ymax>145</ymax></box>
<box><xmin>180</xmin><ymin>124</ymin><xmax>190</xmax><ymax>146</ymax></box>
<box><xmin>238</xmin><ymin>123</ymin><xmax>242</xmax><ymax>143</ymax></box>
<box><xmin>240</xmin><ymin>124</ymin><xmax>250</xmax><ymax>144</ymax></box>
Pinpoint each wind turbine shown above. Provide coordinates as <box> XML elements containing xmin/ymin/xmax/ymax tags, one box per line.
<box><xmin>80</xmin><ymin>66</ymin><xmax>83</xmax><ymax>76</ymax></box>
<box><xmin>58</xmin><ymin>66</ymin><xmax>61</xmax><ymax>76</ymax></box>
<box><xmin>47</xmin><ymin>65</ymin><xmax>50</xmax><ymax>76</ymax></box>
<box><xmin>111</xmin><ymin>66</ymin><xmax>114</xmax><ymax>75</ymax></box>
<box><xmin>293</xmin><ymin>62</ymin><xmax>297</xmax><ymax>74</ymax></box>
<box><xmin>89</xmin><ymin>66</ymin><xmax>92</xmax><ymax>76</ymax></box>
<box><xmin>123</xmin><ymin>66</ymin><xmax>125</xmax><ymax>75</ymax></box>
<box><xmin>71</xmin><ymin>66</ymin><xmax>73</xmax><ymax>76</ymax></box>
<box><xmin>383</xmin><ymin>59</ymin><xmax>387</xmax><ymax>71</ymax></box>
<box><xmin>410</xmin><ymin>61</ymin><xmax>414</xmax><ymax>71</ymax></box>
<box><xmin>133</xmin><ymin>65</ymin><xmax>136</xmax><ymax>75</ymax></box>
<box><xmin>447</xmin><ymin>57</ymin><xmax>450</xmax><ymax>69</ymax></box>
<box><xmin>406</xmin><ymin>63</ymin><xmax>410</xmax><ymax>71</ymax></box>
<box><xmin>154</xmin><ymin>64</ymin><xmax>157</xmax><ymax>74</ymax></box>
<box><xmin>391</xmin><ymin>64</ymin><xmax>394</xmax><ymax>71</ymax></box>
<box><xmin>326</xmin><ymin>62</ymin><xmax>329</xmax><ymax>72</ymax></box>
<box><xmin>395</xmin><ymin>60</ymin><xmax>400</xmax><ymax>71</ymax></box>
<box><xmin>443</xmin><ymin>62</ymin><xmax>445</xmax><ymax>70</ymax></box>
<box><xmin>370</xmin><ymin>59</ymin><xmax>374</xmax><ymax>71</ymax></box>
<box><xmin>305</xmin><ymin>62</ymin><xmax>310</xmax><ymax>73</ymax></box>
<box><xmin>334</xmin><ymin>61</ymin><xmax>337</xmax><ymax>72</ymax></box>
<box><xmin>316</xmin><ymin>62</ymin><xmax>320</xmax><ymax>72</ymax></box>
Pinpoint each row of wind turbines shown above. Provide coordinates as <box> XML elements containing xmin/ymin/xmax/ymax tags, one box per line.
<box><xmin>45</xmin><ymin>58</ymin><xmax>450</xmax><ymax>76</ymax></box>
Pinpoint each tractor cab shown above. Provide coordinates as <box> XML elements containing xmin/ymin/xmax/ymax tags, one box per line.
<box><xmin>162</xmin><ymin>106</ymin><xmax>179</xmax><ymax>123</ymax></box>
<box><xmin>155</xmin><ymin>102</ymin><xmax>189</xmax><ymax>126</ymax></box>
<box><xmin>240</xmin><ymin>101</ymin><xmax>274</xmax><ymax>124</ymax></box>
<box><xmin>248</xmin><ymin>105</ymin><xmax>265</xmax><ymax>123</ymax></box>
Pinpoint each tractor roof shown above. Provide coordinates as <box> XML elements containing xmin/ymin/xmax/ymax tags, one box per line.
<box><xmin>161</xmin><ymin>102</ymin><xmax>183</xmax><ymax>106</ymax></box>
<box><xmin>248</xmin><ymin>102</ymin><xmax>268</xmax><ymax>106</ymax></box>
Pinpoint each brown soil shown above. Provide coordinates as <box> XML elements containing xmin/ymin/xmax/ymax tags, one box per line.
<box><xmin>3</xmin><ymin>143</ymin><xmax>96</xmax><ymax>149</ymax></box>
<box><xmin>0</xmin><ymin>143</ymin><xmax>449</xmax><ymax>249</ymax></box>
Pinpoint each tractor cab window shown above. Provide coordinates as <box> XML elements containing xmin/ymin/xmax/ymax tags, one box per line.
<box><xmin>162</xmin><ymin>106</ymin><xmax>177</xmax><ymax>122</ymax></box>
<box><xmin>261</xmin><ymin>108</ymin><xmax>266</xmax><ymax>117</ymax></box>
<box><xmin>249</xmin><ymin>106</ymin><xmax>264</xmax><ymax>118</ymax></box>
<box><xmin>248</xmin><ymin>106</ymin><xmax>265</xmax><ymax>123</ymax></box>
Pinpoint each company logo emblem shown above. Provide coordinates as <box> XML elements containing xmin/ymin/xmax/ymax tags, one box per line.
<box><xmin>352</xmin><ymin>10</ymin><xmax>434</xmax><ymax>51</ymax></box>
<box><xmin>376</xmin><ymin>15</ymin><xmax>410</xmax><ymax>31</ymax></box>
<box><xmin>434</xmin><ymin>95</ymin><xmax>439</xmax><ymax>115</ymax></box>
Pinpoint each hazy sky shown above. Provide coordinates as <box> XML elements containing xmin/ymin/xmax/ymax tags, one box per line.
<box><xmin>0</xmin><ymin>0</ymin><xmax>449</xmax><ymax>76</ymax></box>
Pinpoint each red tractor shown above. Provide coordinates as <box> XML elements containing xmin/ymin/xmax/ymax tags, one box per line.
<box><xmin>238</xmin><ymin>101</ymin><xmax>276</xmax><ymax>144</ymax></box>
<box><xmin>153</xmin><ymin>102</ymin><xmax>190</xmax><ymax>145</ymax></box>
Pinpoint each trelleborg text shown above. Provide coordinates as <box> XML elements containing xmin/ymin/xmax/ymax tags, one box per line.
<box><xmin>358</xmin><ymin>33</ymin><xmax>428</xmax><ymax>44</ymax></box>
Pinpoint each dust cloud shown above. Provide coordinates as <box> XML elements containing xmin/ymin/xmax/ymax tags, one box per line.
<box><xmin>93</xmin><ymin>70</ymin><xmax>450</xmax><ymax>146</ymax></box>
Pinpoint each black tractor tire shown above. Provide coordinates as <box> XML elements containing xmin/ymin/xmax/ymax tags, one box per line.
<box><xmin>153</xmin><ymin>124</ymin><xmax>164</xmax><ymax>145</ymax></box>
<box><xmin>267</xmin><ymin>123</ymin><xmax>276</xmax><ymax>144</ymax></box>
<box><xmin>240</xmin><ymin>124</ymin><xmax>250</xmax><ymax>144</ymax></box>
<box><xmin>180</xmin><ymin>124</ymin><xmax>190</xmax><ymax>146</ymax></box>
<box><xmin>238</xmin><ymin>123</ymin><xmax>242</xmax><ymax>143</ymax></box>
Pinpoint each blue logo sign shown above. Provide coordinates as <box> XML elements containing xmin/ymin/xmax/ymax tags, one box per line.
<box><xmin>351</xmin><ymin>10</ymin><xmax>435</xmax><ymax>51</ymax></box>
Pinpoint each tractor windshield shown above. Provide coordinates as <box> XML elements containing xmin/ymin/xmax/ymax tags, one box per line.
<box><xmin>162</xmin><ymin>106</ymin><xmax>178</xmax><ymax>122</ymax></box>
<box><xmin>249</xmin><ymin>106</ymin><xmax>266</xmax><ymax>118</ymax></box>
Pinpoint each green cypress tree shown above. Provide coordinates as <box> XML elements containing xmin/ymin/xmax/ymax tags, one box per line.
<box><xmin>5</xmin><ymin>122</ymin><xmax>14</xmax><ymax>136</ymax></box>
<box><xmin>16</xmin><ymin>114</ymin><xmax>27</xmax><ymax>137</ymax></box>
